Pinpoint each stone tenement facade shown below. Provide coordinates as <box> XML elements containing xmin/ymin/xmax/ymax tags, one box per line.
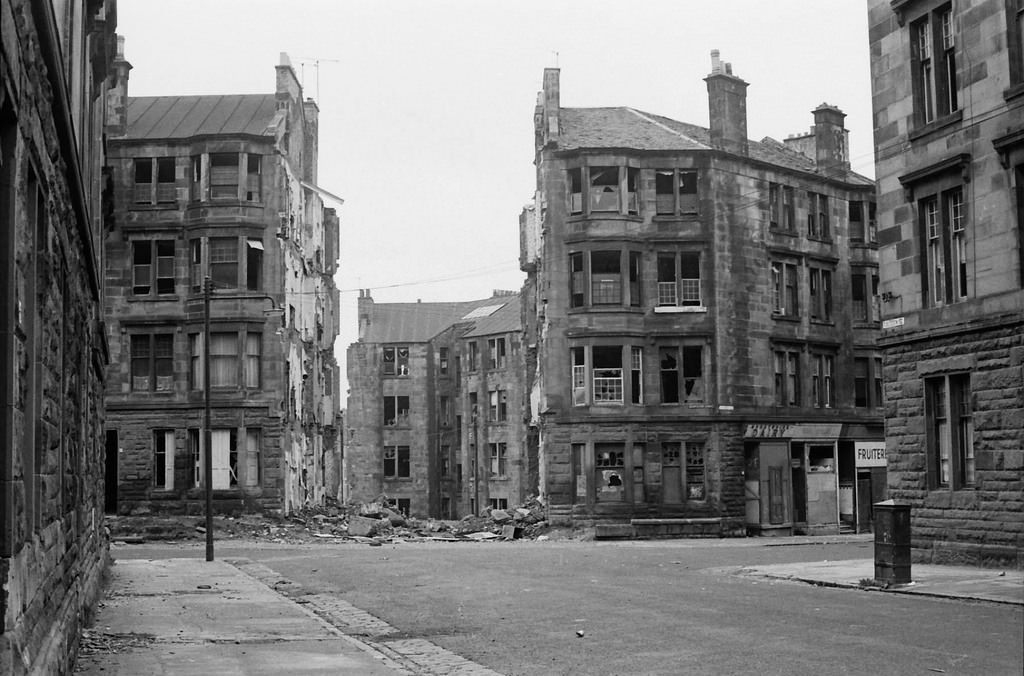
<box><xmin>867</xmin><ymin>0</ymin><xmax>1024</xmax><ymax>565</ymax></box>
<box><xmin>524</xmin><ymin>56</ymin><xmax>883</xmax><ymax>538</ymax></box>
<box><xmin>103</xmin><ymin>48</ymin><xmax>341</xmax><ymax>517</ymax></box>
<box><xmin>345</xmin><ymin>291</ymin><xmax>531</xmax><ymax>517</ymax></box>
<box><xmin>1</xmin><ymin>1</ymin><xmax>117</xmax><ymax>674</ymax></box>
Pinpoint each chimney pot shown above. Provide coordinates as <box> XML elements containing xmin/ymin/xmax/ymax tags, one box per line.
<box><xmin>710</xmin><ymin>49</ymin><xmax>721</xmax><ymax>74</ymax></box>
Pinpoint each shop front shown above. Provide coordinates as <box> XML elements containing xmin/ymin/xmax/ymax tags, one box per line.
<box><xmin>744</xmin><ymin>423</ymin><xmax>885</xmax><ymax>536</ymax></box>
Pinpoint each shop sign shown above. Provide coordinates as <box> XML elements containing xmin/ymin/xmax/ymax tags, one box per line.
<box><xmin>743</xmin><ymin>423</ymin><xmax>792</xmax><ymax>438</ymax></box>
<box><xmin>855</xmin><ymin>441</ymin><xmax>887</xmax><ymax>467</ymax></box>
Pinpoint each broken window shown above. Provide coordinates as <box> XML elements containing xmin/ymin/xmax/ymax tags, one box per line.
<box><xmin>811</xmin><ymin>353</ymin><xmax>836</xmax><ymax>409</ymax></box>
<box><xmin>489</xmin><ymin>442</ymin><xmax>507</xmax><ymax>477</ymax></box>
<box><xmin>467</xmin><ymin>341</ymin><xmax>478</xmax><ymax>371</ymax></box>
<box><xmin>189</xmin><ymin>239</ymin><xmax>203</xmax><ymax>291</ymax></box>
<box><xmin>210</xmin><ymin>152</ymin><xmax>239</xmax><ymax>200</ymax></box>
<box><xmin>656</xmin><ymin>169</ymin><xmax>698</xmax><ymax>215</ymax></box>
<box><xmin>153</xmin><ymin>429</ymin><xmax>175</xmax><ymax>490</ymax></box>
<box><xmin>188</xmin><ymin>428</ymin><xmax>201</xmax><ymax>487</ymax></box>
<box><xmin>569</xmin><ymin>252</ymin><xmax>585</xmax><ymax>307</ymax></box>
<box><xmin>383</xmin><ymin>346</ymin><xmax>409</xmax><ymax>376</ymax></box>
<box><xmin>245</xmin><ymin>428</ymin><xmax>261</xmax><ymax>488</ymax></box>
<box><xmin>685</xmin><ymin>442</ymin><xmax>706</xmax><ymax>500</ymax></box>
<box><xmin>771</xmin><ymin>260</ymin><xmax>799</xmax><ymax>317</ymax></box>
<box><xmin>488</xmin><ymin>337</ymin><xmax>507</xmax><ymax>369</ymax></box>
<box><xmin>439</xmin><ymin>396</ymin><xmax>452</xmax><ymax>427</ymax></box>
<box><xmin>630</xmin><ymin>346</ymin><xmax>643</xmax><ymax>405</ymax></box>
<box><xmin>489</xmin><ymin>497</ymin><xmax>508</xmax><ymax>510</ymax></box>
<box><xmin>592</xmin><ymin>345</ymin><xmax>623</xmax><ymax>403</ymax></box>
<box><xmin>439</xmin><ymin>347</ymin><xmax>449</xmax><ymax>375</ymax></box>
<box><xmin>383</xmin><ymin>396</ymin><xmax>410</xmax><ymax>427</ymax></box>
<box><xmin>660</xmin><ymin>348</ymin><xmax>679</xmax><ymax>404</ymax></box>
<box><xmin>568</xmin><ymin>167</ymin><xmax>583</xmax><ymax>215</ymax></box>
<box><xmin>809</xmin><ymin>267</ymin><xmax>833</xmax><ymax>322</ymax></box>
<box><xmin>190</xmin><ymin>155</ymin><xmax>203</xmax><ymax>201</ymax></box>
<box><xmin>594</xmin><ymin>443</ymin><xmax>625</xmax><ymax>502</ymax></box>
<box><xmin>209</xmin><ymin>237</ymin><xmax>238</xmax><ymax>289</ymax></box>
<box><xmin>656</xmin><ymin>252</ymin><xmax>701</xmax><ymax>308</ymax></box>
<box><xmin>682</xmin><ymin>345</ymin><xmax>704</xmax><ymax>404</ymax></box>
<box><xmin>774</xmin><ymin>348</ymin><xmax>801</xmax><ymax>407</ymax></box>
<box><xmin>589</xmin><ymin>166</ymin><xmax>620</xmax><ymax>213</ymax></box>
<box><xmin>440</xmin><ymin>445</ymin><xmax>451</xmax><ymax>477</ymax></box>
<box><xmin>131</xmin><ymin>333</ymin><xmax>174</xmax><ymax>392</ymax></box>
<box><xmin>806</xmin><ymin>192</ymin><xmax>829</xmax><ymax>240</ymax></box>
<box><xmin>246</xmin><ymin>154</ymin><xmax>262</xmax><ymax>201</ymax></box>
<box><xmin>384</xmin><ymin>445</ymin><xmax>411</xmax><ymax>478</ymax></box>
<box><xmin>626</xmin><ymin>167</ymin><xmax>640</xmax><ymax>215</ymax></box>
<box><xmin>629</xmin><ymin>252</ymin><xmax>642</xmax><ymax>306</ymax></box>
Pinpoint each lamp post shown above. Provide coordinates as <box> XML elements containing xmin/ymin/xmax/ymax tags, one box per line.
<box><xmin>202</xmin><ymin>278</ymin><xmax>282</xmax><ymax>562</ymax></box>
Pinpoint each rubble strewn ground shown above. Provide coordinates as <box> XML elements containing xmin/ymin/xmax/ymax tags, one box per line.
<box><xmin>106</xmin><ymin>495</ymin><xmax>565</xmax><ymax>546</ymax></box>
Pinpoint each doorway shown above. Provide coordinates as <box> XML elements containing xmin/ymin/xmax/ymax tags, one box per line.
<box><xmin>104</xmin><ymin>429</ymin><xmax>118</xmax><ymax>514</ymax></box>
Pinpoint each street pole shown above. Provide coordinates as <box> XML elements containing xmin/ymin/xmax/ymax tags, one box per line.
<box><xmin>204</xmin><ymin>276</ymin><xmax>214</xmax><ymax>561</ymax></box>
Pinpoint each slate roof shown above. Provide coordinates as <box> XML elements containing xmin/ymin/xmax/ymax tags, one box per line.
<box><xmin>362</xmin><ymin>296</ymin><xmax>519</xmax><ymax>344</ymax></box>
<box><xmin>463</xmin><ymin>295</ymin><xmax>521</xmax><ymax>338</ymax></box>
<box><xmin>559</xmin><ymin>107</ymin><xmax>873</xmax><ymax>186</ymax></box>
<box><xmin>124</xmin><ymin>95</ymin><xmax>278</xmax><ymax>140</ymax></box>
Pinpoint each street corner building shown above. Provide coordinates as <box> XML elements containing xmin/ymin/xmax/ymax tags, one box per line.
<box><xmin>867</xmin><ymin>0</ymin><xmax>1024</xmax><ymax>565</ymax></box>
<box><xmin>101</xmin><ymin>45</ymin><xmax>342</xmax><ymax>517</ymax></box>
<box><xmin>345</xmin><ymin>291</ymin><xmax>535</xmax><ymax>519</ymax></box>
<box><xmin>1</xmin><ymin>0</ymin><xmax>118</xmax><ymax>674</ymax></box>
<box><xmin>521</xmin><ymin>54</ymin><xmax>886</xmax><ymax>539</ymax></box>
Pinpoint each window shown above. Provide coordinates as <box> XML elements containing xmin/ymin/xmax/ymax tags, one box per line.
<box><xmin>685</xmin><ymin>442</ymin><xmax>706</xmax><ymax>500</ymax></box>
<box><xmin>246</xmin><ymin>239</ymin><xmax>263</xmax><ymax>290</ymax></box>
<box><xmin>774</xmin><ymin>348</ymin><xmax>801</xmax><ymax>407</ymax></box>
<box><xmin>383</xmin><ymin>346</ymin><xmax>409</xmax><ymax>376</ymax></box>
<box><xmin>771</xmin><ymin>261</ymin><xmax>799</xmax><ymax>317</ymax></box>
<box><xmin>189</xmin><ymin>239</ymin><xmax>203</xmax><ymax>291</ymax></box>
<box><xmin>592</xmin><ymin>346</ymin><xmax>623</xmax><ymax>403</ymax></box>
<box><xmin>245</xmin><ymin>429</ymin><xmax>262</xmax><ymax>488</ymax></box>
<box><xmin>131</xmin><ymin>333</ymin><xmax>174</xmax><ymax>392</ymax></box>
<box><xmin>629</xmin><ymin>252</ymin><xmax>642</xmax><ymax>307</ymax></box>
<box><xmin>850</xmin><ymin>200</ymin><xmax>865</xmax><ymax>242</ymax></box>
<box><xmin>626</xmin><ymin>167</ymin><xmax>640</xmax><ymax>215</ymax></box>
<box><xmin>190</xmin><ymin>155</ymin><xmax>202</xmax><ymax>201</ymax></box>
<box><xmin>439</xmin><ymin>396</ymin><xmax>452</xmax><ymax>427</ymax></box>
<box><xmin>488</xmin><ymin>337</ymin><xmax>507</xmax><ymax>369</ymax></box>
<box><xmin>132</xmin><ymin>240</ymin><xmax>175</xmax><ymax>296</ymax></box>
<box><xmin>912</xmin><ymin>6</ymin><xmax>958</xmax><ymax>127</ymax></box>
<box><xmin>210</xmin><ymin>332</ymin><xmax>239</xmax><ymax>387</ymax></box>
<box><xmin>769</xmin><ymin>183</ymin><xmax>795</xmax><ymax>231</ymax></box>
<box><xmin>589</xmin><ymin>166</ymin><xmax>620</xmax><ymax>212</ymax></box>
<box><xmin>920</xmin><ymin>187</ymin><xmax>968</xmax><ymax>306</ymax></box>
<box><xmin>630</xmin><ymin>346</ymin><xmax>643</xmax><ymax>404</ymax></box>
<box><xmin>590</xmin><ymin>251</ymin><xmax>622</xmax><ymax>305</ymax></box>
<box><xmin>133</xmin><ymin>158</ymin><xmax>152</xmax><ymax>204</ymax></box>
<box><xmin>245</xmin><ymin>154</ymin><xmax>262</xmax><ymax>201</ymax></box>
<box><xmin>851</xmin><ymin>270</ymin><xmax>880</xmax><ymax>322</ymax></box>
<box><xmin>439</xmin><ymin>347</ymin><xmax>449</xmax><ymax>375</ymax></box>
<box><xmin>440</xmin><ymin>445</ymin><xmax>451</xmax><ymax>477</ymax></box>
<box><xmin>188</xmin><ymin>428</ymin><xmax>201</xmax><ymax>487</ymax></box>
<box><xmin>656</xmin><ymin>169</ymin><xmax>699</xmax><ymax>216</ymax></box>
<box><xmin>383</xmin><ymin>396</ymin><xmax>410</xmax><ymax>427</ymax></box>
<box><xmin>854</xmin><ymin>356</ymin><xmax>884</xmax><ymax>409</ymax></box>
<box><xmin>659</xmin><ymin>346</ymin><xmax>704</xmax><ymax>404</ymax></box>
<box><xmin>244</xmin><ymin>332</ymin><xmax>261</xmax><ymax>388</ymax></box>
<box><xmin>874</xmin><ymin>357</ymin><xmax>884</xmax><ymax>408</ymax></box>
<box><xmin>384</xmin><ymin>445</ymin><xmax>411</xmax><ymax>478</ymax></box>
<box><xmin>212</xmin><ymin>429</ymin><xmax>238</xmax><ymax>489</ymax></box>
<box><xmin>209</xmin><ymin>237</ymin><xmax>238</xmax><ymax>289</ymax></box>
<box><xmin>1011</xmin><ymin>0</ymin><xmax>1024</xmax><ymax>85</ymax></box>
<box><xmin>595</xmin><ymin>444</ymin><xmax>625</xmax><ymax>502</ymax></box>
<box><xmin>568</xmin><ymin>168</ymin><xmax>583</xmax><ymax>215</ymax></box>
<box><xmin>489</xmin><ymin>497</ymin><xmax>508</xmax><ymax>510</ymax></box>
<box><xmin>489</xmin><ymin>442</ymin><xmax>507</xmax><ymax>477</ymax></box>
<box><xmin>808</xmin><ymin>267</ymin><xmax>832</xmax><ymax>321</ymax></box>
<box><xmin>926</xmin><ymin>373</ymin><xmax>973</xmax><ymax>489</ymax></box>
<box><xmin>657</xmin><ymin>252</ymin><xmax>702</xmax><ymax>309</ymax></box>
<box><xmin>189</xmin><ymin>334</ymin><xmax>202</xmax><ymax>390</ymax></box>
<box><xmin>488</xmin><ymin>390</ymin><xmax>507</xmax><ymax>422</ymax></box>
<box><xmin>811</xmin><ymin>353</ymin><xmax>835</xmax><ymax>408</ymax></box>
<box><xmin>210</xmin><ymin>152</ymin><xmax>239</xmax><ymax>200</ymax></box>
<box><xmin>806</xmin><ymin>192</ymin><xmax>829</xmax><ymax>239</ymax></box>
<box><xmin>153</xmin><ymin>430</ymin><xmax>175</xmax><ymax>490</ymax></box>
<box><xmin>468</xmin><ymin>342</ymin><xmax>478</xmax><ymax>371</ymax></box>
<box><xmin>571</xmin><ymin>346</ymin><xmax>587</xmax><ymax>406</ymax></box>
<box><xmin>156</xmin><ymin>157</ymin><xmax>175</xmax><ymax>203</ymax></box>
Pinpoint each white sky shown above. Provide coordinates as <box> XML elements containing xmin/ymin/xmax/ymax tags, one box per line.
<box><xmin>115</xmin><ymin>0</ymin><xmax>875</xmax><ymax>397</ymax></box>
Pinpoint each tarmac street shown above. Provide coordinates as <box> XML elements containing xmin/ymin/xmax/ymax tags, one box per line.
<box><xmin>79</xmin><ymin>536</ymin><xmax>1023</xmax><ymax>676</ymax></box>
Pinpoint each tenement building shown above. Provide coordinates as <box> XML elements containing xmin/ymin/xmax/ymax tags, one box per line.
<box><xmin>867</xmin><ymin>0</ymin><xmax>1024</xmax><ymax>564</ymax></box>
<box><xmin>523</xmin><ymin>55</ymin><xmax>883</xmax><ymax>538</ymax></box>
<box><xmin>103</xmin><ymin>47</ymin><xmax>341</xmax><ymax>516</ymax></box>
<box><xmin>346</xmin><ymin>291</ymin><xmax>531</xmax><ymax>517</ymax></box>
<box><xmin>1</xmin><ymin>1</ymin><xmax>117</xmax><ymax>673</ymax></box>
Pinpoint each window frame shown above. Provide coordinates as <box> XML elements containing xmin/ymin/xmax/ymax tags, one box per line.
<box><xmin>131</xmin><ymin>332</ymin><xmax>174</xmax><ymax>393</ymax></box>
<box><xmin>771</xmin><ymin>259</ymin><xmax>800</xmax><ymax>318</ymax></box>
<box><xmin>808</xmin><ymin>265</ymin><xmax>833</xmax><ymax>322</ymax></box>
<box><xmin>384</xmin><ymin>445</ymin><xmax>411</xmax><ymax>479</ymax></box>
<box><xmin>918</xmin><ymin>185</ymin><xmax>969</xmax><ymax>307</ymax></box>
<box><xmin>910</xmin><ymin>4</ymin><xmax>959</xmax><ymax>129</ymax></box>
<box><xmin>131</xmin><ymin>239</ymin><xmax>176</xmax><ymax>296</ymax></box>
<box><xmin>925</xmin><ymin>373</ymin><xmax>974</xmax><ymax>490</ymax></box>
<box><xmin>773</xmin><ymin>346</ymin><xmax>802</xmax><ymax>407</ymax></box>
<box><xmin>655</xmin><ymin>168</ymin><xmax>699</xmax><ymax>216</ymax></box>
<box><xmin>383</xmin><ymin>395</ymin><xmax>411</xmax><ymax>427</ymax></box>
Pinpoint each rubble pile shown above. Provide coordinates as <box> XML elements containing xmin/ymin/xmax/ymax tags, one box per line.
<box><xmin>107</xmin><ymin>495</ymin><xmax>551</xmax><ymax>546</ymax></box>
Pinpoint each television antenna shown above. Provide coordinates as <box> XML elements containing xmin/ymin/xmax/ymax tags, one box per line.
<box><xmin>298</xmin><ymin>57</ymin><xmax>340</xmax><ymax>103</ymax></box>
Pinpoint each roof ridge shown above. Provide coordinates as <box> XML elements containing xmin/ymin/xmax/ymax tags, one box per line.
<box><xmin>624</xmin><ymin>107</ymin><xmax>705</xmax><ymax>147</ymax></box>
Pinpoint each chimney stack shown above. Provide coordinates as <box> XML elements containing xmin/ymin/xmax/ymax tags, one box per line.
<box><xmin>812</xmin><ymin>103</ymin><xmax>849</xmax><ymax>176</ymax></box>
<box><xmin>536</xmin><ymin>68</ymin><xmax>561</xmax><ymax>151</ymax></box>
<box><xmin>105</xmin><ymin>35</ymin><xmax>132</xmax><ymax>136</ymax></box>
<box><xmin>302</xmin><ymin>97</ymin><xmax>319</xmax><ymax>184</ymax></box>
<box><xmin>704</xmin><ymin>50</ymin><xmax>748</xmax><ymax>156</ymax></box>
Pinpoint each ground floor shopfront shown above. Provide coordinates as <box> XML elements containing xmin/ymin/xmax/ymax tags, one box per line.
<box><xmin>743</xmin><ymin>423</ymin><xmax>886</xmax><ymax>536</ymax></box>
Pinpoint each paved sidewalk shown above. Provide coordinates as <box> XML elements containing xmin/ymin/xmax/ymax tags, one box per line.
<box><xmin>740</xmin><ymin>558</ymin><xmax>1024</xmax><ymax>605</ymax></box>
<box><xmin>74</xmin><ymin>557</ymin><xmax>409</xmax><ymax>675</ymax></box>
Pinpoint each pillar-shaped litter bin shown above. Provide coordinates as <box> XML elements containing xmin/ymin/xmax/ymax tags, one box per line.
<box><xmin>874</xmin><ymin>500</ymin><xmax>911</xmax><ymax>584</ymax></box>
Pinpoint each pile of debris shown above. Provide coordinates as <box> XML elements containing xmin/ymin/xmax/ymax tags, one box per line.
<box><xmin>107</xmin><ymin>495</ymin><xmax>552</xmax><ymax>546</ymax></box>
